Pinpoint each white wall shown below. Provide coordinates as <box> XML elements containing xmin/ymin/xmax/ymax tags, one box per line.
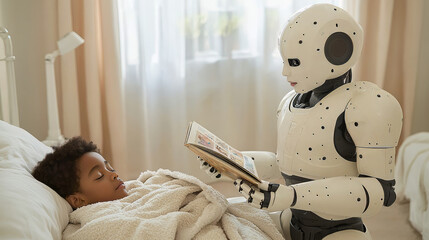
<box><xmin>0</xmin><ymin>0</ymin><xmax>59</xmax><ymax>139</ymax></box>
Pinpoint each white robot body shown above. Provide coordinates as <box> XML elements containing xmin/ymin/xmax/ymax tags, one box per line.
<box><xmin>243</xmin><ymin>80</ymin><xmax>402</xmax><ymax>222</ymax></box>
<box><xmin>276</xmin><ymin>81</ymin><xmax>402</xmax><ymax>181</ymax></box>
<box><xmin>201</xmin><ymin>3</ymin><xmax>404</xmax><ymax>239</ymax></box>
<box><xmin>276</xmin><ymin>83</ymin><xmax>358</xmax><ymax>180</ymax></box>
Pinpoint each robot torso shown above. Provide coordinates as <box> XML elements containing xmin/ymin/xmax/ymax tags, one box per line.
<box><xmin>276</xmin><ymin>81</ymin><xmax>397</xmax><ymax>181</ymax></box>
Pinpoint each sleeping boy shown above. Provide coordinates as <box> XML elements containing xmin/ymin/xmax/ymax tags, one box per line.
<box><xmin>32</xmin><ymin>137</ymin><xmax>128</xmax><ymax>209</ymax></box>
<box><xmin>32</xmin><ymin>137</ymin><xmax>284</xmax><ymax>240</ymax></box>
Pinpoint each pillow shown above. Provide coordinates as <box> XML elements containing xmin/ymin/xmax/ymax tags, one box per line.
<box><xmin>0</xmin><ymin>120</ymin><xmax>71</xmax><ymax>239</ymax></box>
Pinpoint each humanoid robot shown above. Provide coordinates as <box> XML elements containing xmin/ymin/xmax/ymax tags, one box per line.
<box><xmin>200</xmin><ymin>3</ymin><xmax>403</xmax><ymax>240</ymax></box>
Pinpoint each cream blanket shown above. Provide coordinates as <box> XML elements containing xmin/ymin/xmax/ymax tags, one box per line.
<box><xmin>394</xmin><ymin>132</ymin><xmax>429</xmax><ymax>238</ymax></box>
<box><xmin>63</xmin><ymin>169</ymin><xmax>284</xmax><ymax>240</ymax></box>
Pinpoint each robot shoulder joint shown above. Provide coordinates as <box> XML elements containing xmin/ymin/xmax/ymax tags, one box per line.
<box><xmin>345</xmin><ymin>87</ymin><xmax>403</xmax><ymax>147</ymax></box>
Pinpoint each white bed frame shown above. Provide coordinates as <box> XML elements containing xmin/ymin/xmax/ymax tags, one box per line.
<box><xmin>0</xmin><ymin>27</ymin><xmax>19</xmax><ymax>127</ymax></box>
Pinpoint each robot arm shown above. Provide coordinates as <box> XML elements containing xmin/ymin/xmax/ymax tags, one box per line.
<box><xmin>200</xmin><ymin>151</ymin><xmax>282</xmax><ymax>183</ymax></box>
<box><xmin>347</xmin><ymin>85</ymin><xmax>403</xmax><ymax>207</ymax></box>
<box><xmin>235</xmin><ymin>175</ymin><xmax>384</xmax><ymax>218</ymax></box>
<box><xmin>242</xmin><ymin>151</ymin><xmax>282</xmax><ymax>181</ymax></box>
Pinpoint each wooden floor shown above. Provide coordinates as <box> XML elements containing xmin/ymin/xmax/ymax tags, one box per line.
<box><xmin>363</xmin><ymin>201</ymin><xmax>421</xmax><ymax>240</ymax></box>
<box><xmin>210</xmin><ymin>181</ymin><xmax>422</xmax><ymax>240</ymax></box>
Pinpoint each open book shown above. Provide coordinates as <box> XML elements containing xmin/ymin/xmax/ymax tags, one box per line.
<box><xmin>184</xmin><ymin>121</ymin><xmax>261</xmax><ymax>185</ymax></box>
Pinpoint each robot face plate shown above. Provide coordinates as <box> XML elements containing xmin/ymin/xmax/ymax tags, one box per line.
<box><xmin>279</xmin><ymin>4</ymin><xmax>363</xmax><ymax>93</ymax></box>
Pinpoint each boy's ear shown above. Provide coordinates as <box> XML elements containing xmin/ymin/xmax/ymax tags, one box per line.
<box><xmin>66</xmin><ymin>193</ymin><xmax>87</xmax><ymax>209</ymax></box>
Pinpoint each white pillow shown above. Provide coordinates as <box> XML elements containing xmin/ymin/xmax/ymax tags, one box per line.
<box><xmin>0</xmin><ymin>121</ymin><xmax>71</xmax><ymax>240</ymax></box>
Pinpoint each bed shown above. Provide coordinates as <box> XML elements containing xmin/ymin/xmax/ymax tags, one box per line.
<box><xmin>395</xmin><ymin>132</ymin><xmax>429</xmax><ymax>239</ymax></box>
<box><xmin>0</xmin><ymin>120</ymin><xmax>286</xmax><ymax>240</ymax></box>
<box><xmin>0</xmin><ymin>27</ymin><xmax>19</xmax><ymax>127</ymax></box>
<box><xmin>0</xmin><ymin>120</ymin><xmax>72</xmax><ymax>239</ymax></box>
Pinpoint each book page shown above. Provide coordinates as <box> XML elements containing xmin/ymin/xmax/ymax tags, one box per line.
<box><xmin>185</xmin><ymin>121</ymin><xmax>260</xmax><ymax>183</ymax></box>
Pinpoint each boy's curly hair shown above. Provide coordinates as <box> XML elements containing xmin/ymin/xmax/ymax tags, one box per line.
<box><xmin>32</xmin><ymin>136</ymin><xmax>99</xmax><ymax>198</ymax></box>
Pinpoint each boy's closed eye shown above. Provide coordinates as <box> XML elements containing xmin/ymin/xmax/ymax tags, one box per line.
<box><xmin>89</xmin><ymin>161</ymin><xmax>115</xmax><ymax>180</ymax></box>
<box><xmin>95</xmin><ymin>174</ymin><xmax>104</xmax><ymax>180</ymax></box>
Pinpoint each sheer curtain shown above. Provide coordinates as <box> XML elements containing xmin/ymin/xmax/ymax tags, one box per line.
<box><xmin>117</xmin><ymin>0</ymin><xmax>341</xmax><ymax>181</ymax></box>
<box><xmin>58</xmin><ymin>0</ymin><xmax>128</xmax><ymax>178</ymax></box>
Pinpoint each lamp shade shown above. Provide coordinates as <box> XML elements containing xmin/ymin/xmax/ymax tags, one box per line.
<box><xmin>57</xmin><ymin>31</ymin><xmax>84</xmax><ymax>55</ymax></box>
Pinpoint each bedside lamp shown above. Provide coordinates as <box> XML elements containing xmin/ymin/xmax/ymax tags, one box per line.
<box><xmin>43</xmin><ymin>32</ymin><xmax>84</xmax><ymax>146</ymax></box>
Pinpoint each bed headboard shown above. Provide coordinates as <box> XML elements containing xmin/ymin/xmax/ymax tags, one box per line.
<box><xmin>0</xmin><ymin>27</ymin><xmax>19</xmax><ymax>126</ymax></box>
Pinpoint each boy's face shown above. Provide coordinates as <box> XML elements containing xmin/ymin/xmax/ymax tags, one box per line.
<box><xmin>66</xmin><ymin>152</ymin><xmax>128</xmax><ymax>208</ymax></box>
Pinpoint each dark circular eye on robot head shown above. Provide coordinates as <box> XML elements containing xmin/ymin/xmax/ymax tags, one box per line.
<box><xmin>288</xmin><ymin>58</ymin><xmax>300</xmax><ymax>67</ymax></box>
<box><xmin>324</xmin><ymin>32</ymin><xmax>353</xmax><ymax>65</ymax></box>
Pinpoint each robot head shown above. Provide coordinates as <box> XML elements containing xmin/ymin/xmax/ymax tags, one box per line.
<box><xmin>279</xmin><ymin>4</ymin><xmax>363</xmax><ymax>93</ymax></box>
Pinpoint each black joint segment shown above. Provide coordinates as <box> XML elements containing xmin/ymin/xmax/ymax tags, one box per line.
<box><xmin>209</xmin><ymin>167</ymin><xmax>215</xmax><ymax>173</ymax></box>
<box><xmin>359</xmin><ymin>175</ymin><xmax>397</xmax><ymax>207</ymax></box>
<box><xmin>261</xmin><ymin>191</ymin><xmax>271</xmax><ymax>208</ymax></box>
<box><xmin>377</xmin><ymin>178</ymin><xmax>396</xmax><ymax>206</ymax></box>
<box><xmin>238</xmin><ymin>187</ymin><xmax>243</xmax><ymax>192</ymax></box>
<box><xmin>291</xmin><ymin>187</ymin><xmax>297</xmax><ymax>207</ymax></box>
<box><xmin>248</xmin><ymin>196</ymin><xmax>253</xmax><ymax>203</ymax></box>
<box><xmin>202</xmin><ymin>161</ymin><xmax>208</xmax><ymax>166</ymax></box>
<box><xmin>233</xmin><ymin>181</ymin><xmax>237</xmax><ymax>186</ymax></box>
<box><xmin>358</xmin><ymin>174</ymin><xmax>370</xmax><ymax>178</ymax></box>
<box><xmin>268</xmin><ymin>183</ymin><xmax>280</xmax><ymax>192</ymax></box>
<box><xmin>385</xmin><ymin>189</ymin><xmax>396</xmax><ymax>206</ymax></box>
<box><xmin>362</xmin><ymin>186</ymin><xmax>370</xmax><ymax>213</ymax></box>
<box><xmin>249</xmin><ymin>188</ymin><xmax>255</xmax><ymax>195</ymax></box>
<box><xmin>216</xmin><ymin>174</ymin><xmax>221</xmax><ymax>178</ymax></box>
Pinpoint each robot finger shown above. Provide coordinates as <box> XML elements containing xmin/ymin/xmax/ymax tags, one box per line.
<box><xmin>234</xmin><ymin>179</ymin><xmax>255</xmax><ymax>196</ymax></box>
<box><xmin>241</xmin><ymin>182</ymin><xmax>254</xmax><ymax>196</ymax></box>
<box><xmin>199</xmin><ymin>158</ymin><xmax>210</xmax><ymax>169</ymax></box>
<box><xmin>251</xmin><ymin>191</ymin><xmax>266</xmax><ymax>208</ymax></box>
<box><xmin>234</xmin><ymin>179</ymin><xmax>247</xmax><ymax>193</ymax></box>
<box><xmin>235</xmin><ymin>179</ymin><xmax>265</xmax><ymax>207</ymax></box>
<box><xmin>198</xmin><ymin>160</ymin><xmax>223</xmax><ymax>179</ymax></box>
<box><xmin>245</xmin><ymin>190</ymin><xmax>266</xmax><ymax>209</ymax></box>
<box><xmin>204</xmin><ymin>165</ymin><xmax>221</xmax><ymax>179</ymax></box>
<box><xmin>241</xmin><ymin>190</ymin><xmax>252</xmax><ymax>202</ymax></box>
<box><xmin>206</xmin><ymin>165</ymin><xmax>218</xmax><ymax>174</ymax></box>
<box><xmin>234</xmin><ymin>180</ymin><xmax>254</xmax><ymax>202</ymax></box>
<box><xmin>199</xmin><ymin>158</ymin><xmax>214</xmax><ymax>172</ymax></box>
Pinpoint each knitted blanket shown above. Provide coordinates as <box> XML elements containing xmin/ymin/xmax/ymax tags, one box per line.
<box><xmin>63</xmin><ymin>169</ymin><xmax>284</xmax><ymax>240</ymax></box>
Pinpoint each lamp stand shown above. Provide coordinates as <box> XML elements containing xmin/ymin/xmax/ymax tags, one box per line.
<box><xmin>43</xmin><ymin>51</ymin><xmax>65</xmax><ymax>146</ymax></box>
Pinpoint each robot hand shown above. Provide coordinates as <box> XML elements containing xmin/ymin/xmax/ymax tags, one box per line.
<box><xmin>234</xmin><ymin>179</ymin><xmax>296</xmax><ymax>212</ymax></box>
<box><xmin>198</xmin><ymin>157</ymin><xmax>234</xmax><ymax>182</ymax></box>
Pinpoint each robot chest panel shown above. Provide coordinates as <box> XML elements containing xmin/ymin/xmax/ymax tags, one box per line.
<box><xmin>276</xmin><ymin>91</ymin><xmax>358</xmax><ymax>179</ymax></box>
